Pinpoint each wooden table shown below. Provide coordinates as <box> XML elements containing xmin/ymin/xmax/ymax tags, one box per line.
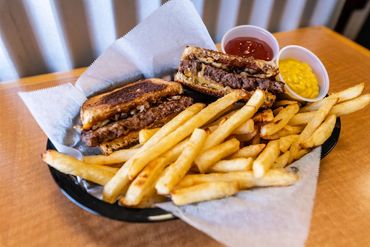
<box><xmin>1</xmin><ymin>26</ymin><xmax>369</xmax><ymax>247</ymax></box>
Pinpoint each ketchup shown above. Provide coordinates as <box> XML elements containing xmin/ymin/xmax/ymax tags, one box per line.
<box><xmin>224</xmin><ymin>37</ymin><xmax>273</xmax><ymax>61</ymax></box>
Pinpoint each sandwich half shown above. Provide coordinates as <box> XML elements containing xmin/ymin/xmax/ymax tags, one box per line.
<box><xmin>175</xmin><ymin>46</ymin><xmax>284</xmax><ymax>107</ymax></box>
<box><xmin>80</xmin><ymin>78</ymin><xmax>193</xmax><ymax>154</ymax></box>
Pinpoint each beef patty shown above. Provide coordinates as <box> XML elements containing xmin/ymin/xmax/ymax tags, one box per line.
<box><xmin>179</xmin><ymin>60</ymin><xmax>284</xmax><ymax>94</ymax></box>
<box><xmin>82</xmin><ymin>95</ymin><xmax>193</xmax><ymax>146</ymax></box>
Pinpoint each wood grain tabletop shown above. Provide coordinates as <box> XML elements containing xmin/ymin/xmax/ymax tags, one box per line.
<box><xmin>1</xmin><ymin>26</ymin><xmax>369</xmax><ymax>247</ymax></box>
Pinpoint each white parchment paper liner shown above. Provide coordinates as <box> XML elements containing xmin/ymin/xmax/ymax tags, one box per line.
<box><xmin>19</xmin><ymin>1</ymin><xmax>321</xmax><ymax>246</ymax></box>
<box><xmin>19</xmin><ymin>83</ymin><xmax>86</xmax><ymax>158</ymax></box>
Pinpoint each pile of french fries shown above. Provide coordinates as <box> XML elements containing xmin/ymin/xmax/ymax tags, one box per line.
<box><xmin>42</xmin><ymin>83</ymin><xmax>369</xmax><ymax>207</ymax></box>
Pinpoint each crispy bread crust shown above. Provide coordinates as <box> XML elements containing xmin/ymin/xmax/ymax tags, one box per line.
<box><xmin>176</xmin><ymin>46</ymin><xmax>278</xmax><ymax>108</ymax></box>
<box><xmin>175</xmin><ymin>72</ymin><xmax>235</xmax><ymax>97</ymax></box>
<box><xmin>99</xmin><ymin>131</ymin><xmax>139</xmax><ymax>155</ymax></box>
<box><xmin>175</xmin><ymin>71</ymin><xmax>275</xmax><ymax>108</ymax></box>
<box><xmin>81</xmin><ymin>78</ymin><xmax>183</xmax><ymax>130</ymax></box>
<box><xmin>181</xmin><ymin>46</ymin><xmax>278</xmax><ymax>78</ymax></box>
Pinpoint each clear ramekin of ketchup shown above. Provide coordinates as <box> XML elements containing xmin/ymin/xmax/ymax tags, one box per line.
<box><xmin>221</xmin><ymin>25</ymin><xmax>279</xmax><ymax>61</ymax></box>
<box><xmin>224</xmin><ymin>37</ymin><xmax>273</xmax><ymax>61</ymax></box>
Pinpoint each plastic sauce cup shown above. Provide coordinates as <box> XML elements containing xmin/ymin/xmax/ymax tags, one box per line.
<box><xmin>221</xmin><ymin>25</ymin><xmax>280</xmax><ymax>61</ymax></box>
<box><xmin>277</xmin><ymin>45</ymin><xmax>329</xmax><ymax>102</ymax></box>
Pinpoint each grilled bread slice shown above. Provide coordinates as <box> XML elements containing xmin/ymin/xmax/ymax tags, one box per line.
<box><xmin>179</xmin><ymin>46</ymin><xmax>279</xmax><ymax>78</ymax></box>
<box><xmin>81</xmin><ymin>78</ymin><xmax>183</xmax><ymax>130</ymax></box>
<box><xmin>175</xmin><ymin>46</ymin><xmax>282</xmax><ymax>108</ymax></box>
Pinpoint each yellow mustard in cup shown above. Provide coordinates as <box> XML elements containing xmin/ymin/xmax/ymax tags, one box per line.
<box><xmin>279</xmin><ymin>58</ymin><xmax>319</xmax><ymax>99</ymax></box>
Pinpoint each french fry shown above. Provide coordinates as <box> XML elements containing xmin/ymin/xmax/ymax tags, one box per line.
<box><xmin>331</xmin><ymin>94</ymin><xmax>370</xmax><ymax>116</ymax></box>
<box><xmin>230</xmin><ymin>144</ymin><xmax>266</xmax><ymax>159</ymax></box>
<box><xmin>204</xmin><ymin>113</ymin><xmax>233</xmax><ymax>134</ymax></box>
<box><xmin>42</xmin><ymin>150</ymin><xmax>115</xmax><ymax>186</ymax></box>
<box><xmin>205</xmin><ymin>124</ymin><xmax>218</xmax><ymax>133</ymax></box>
<box><xmin>171</xmin><ymin>181</ymin><xmax>239</xmax><ymax>205</ymax></box>
<box><xmin>195</xmin><ymin>138</ymin><xmax>240</xmax><ymax>173</ymax></box>
<box><xmin>233</xmin><ymin>119</ymin><xmax>254</xmax><ymax>135</ymax></box>
<box><xmin>253</xmin><ymin>109</ymin><xmax>274</xmax><ymax>123</ymax></box>
<box><xmin>131</xmin><ymin>143</ymin><xmax>142</xmax><ymax>149</ymax></box>
<box><xmin>279</xmin><ymin>135</ymin><xmax>299</xmax><ymax>153</ymax></box>
<box><xmin>330</xmin><ymin>83</ymin><xmax>365</xmax><ymax>102</ymax></box>
<box><xmin>261</xmin><ymin>125</ymin><xmax>304</xmax><ymax>140</ymax></box>
<box><xmin>251</xmin><ymin>131</ymin><xmax>261</xmax><ymax>144</ymax></box>
<box><xmin>97</xmin><ymin>166</ymin><xmax>119</xmax><ymax>174</ymax></box>
<box><xmin>103</xmin><ymin>139</ymin><xmax>189</xmax><ymax>204</ymax></box>
<box><xmin>302</xmin><ymin>115</ymin><xmax>336</xmax><ymax>148</ymax></box>
<box><xmin>298</xmin><ymin>97</ymin><xmax>338</xmax><ymax>144</ymax></box>
<box><xmin>289</xmin><ymin>112</ymin><xmax>315</xmax><ymax>125</ymax></box>
<box><xmin>176</xmin><ymin>172</ymin><xmax>252</xmax><ymax>189</ymax></box>
<box><xmin>103</xmin><ymin>103</ymin><xmax>205</xmax><ymax>203</ymax></box>
<box><xmin>207</xmin><ymin>118</ymin><xmax>254</xmax><ymax>135</ymax></box>
<box><xmin>121</xmin><ymin>139</ymin><xmax>190</xmax><ymax>205</ymax></box>
<box><xmin>272</xmin><ymin>151</ymin><xmax>290</xmax><ymax>169</ymax></box>
<box><xmin>255</xmin><ymin>169</ymin><xmax>298</xmax><ymax>187</ymax></box>
<box><xmin>142</xmin><ymin>103</ymin><xmax>204</xmax><ymax>150</ymax></box>
<box><xmin>253</xmin><ymin>140</ymin><xmax>280</xmax><ymax>178</ymax></box>
<box><xmin>120</xmin><ymin>186</ymin><xmax>167</xmax><ymax>208</ymax></box>
<box><xmin>205</xmin><ymin>109</ymin><xmax>237</xmax><ymax>127</ymax></box>
<box><xmin>295</xmin><ymin>148</ymin><xmax>310</xmax><ymax>160</ymax></box>
<box><xmin>176</xmin><ymin>169</ymin><xmax>298</xmax><ymax>189</ymax></box>
<box><xmin>273</xmin><ymin>106</ymin><xmax>284</xmax><ymax>116</ymax></box>
<box><xmin>156</xmin><ymin>129</ymin><xmax>207</xmax><ymax>195</ymax></box>
<box><xmin>204</xmin><ymin>103</ymin><xmax>243</xmax><ymax>126</ymax></box>
<box><xmin>234</xmin><ymin>128</ymin><xmax>258</xmax><ymax>142</ymax></box>
<box><xmin>209</xmin><ymin>158</ymin><xmax>253</xmax><ymax>172</ymax></box>
<box><xmin>274</xmin><ymin>100</ymin><xmax>299</xmax><ymax>107</ymax></box>
<box><xmin>289</xmin><ymin>98</ymin><xmax>340</xmax><ymax>162</ymax></box>
<box><xmin>127</xmin><ymin>92</ymin><xmax>244</xmax><ymax>180</ymax></box>
<box><xmin>290</xmin><ymin>94</ymin><xmax>370</xmax><ymax>125</ymax></box>
<box><xmin>161</xmin><ymin>138</ymin><xmax>190</xmax><ymax>161</ymax></box>
<box><xmin>283</xmin><ymin>125</ymin><xmax>304</xmax><ymax>134</ymax></box>
<box><xmin>202</xmin><ymin>89</ymin><xmax>265</xmax><ymax>150</ymax></box>
<box><xmin>260</xmin><ymin>103</ymin><xmax>299</xmax><ymax>136</ymax></box>
<box><xmin>123</xmin><ymin>158</ymin><xmax>167</xmax><ymax>206</ymax></box>
<box><xmin>300</xmin><ymin>83</ymin><xmax>365</xmax><ymax>112</ymax></box>
<box><xmin>288</xmin><ymin>141</ymin><xmax>300</xmax><ymax>164</ymax></box>
<box><xmin>288</xmin><ymin>144</ymin><xmax>311</xmax><ymax>163</ymax></box>
<box><xmin>139</xmin><ymin>128</ymin><xmax>160</xmax><ymax>144</ymax></box>
<box><xmin>83</xmin><ymin>148</ymin><xmax>138</xmax><ymax>166</ymax></box>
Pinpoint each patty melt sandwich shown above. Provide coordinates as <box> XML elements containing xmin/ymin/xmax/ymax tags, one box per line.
<box><xmin>80</xmin><ymin>78</ymin><xmax>193</xmax><ymax>154</ymax></box>
<box><xmin>175</xmin><ymin>46</ymin><xmax>284</xmax><ymax>107</ymax></box>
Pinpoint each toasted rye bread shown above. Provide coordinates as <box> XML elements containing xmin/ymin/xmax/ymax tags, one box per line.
<box><xmin>99</xmin><ymin>131</ymin><xmax>139</xmax><ymax>155</ymax></box>
<box><xmin>175</xmin><ymin>72</ymin><xmax>276</xmax><ymax>108</ymax></box>
<box><xmin>175</xmin><ymin>72</ymin><xmax>241</xmax><ymax>97</ymax></box>
<box><xmin>81</xmin><ymin>78</ymin><xmax>183</xmax><ymax>130</ymax></box>
<box><xmin>181</xmin><ymin>46</ymin><xmax>278</xmax><ymax>78</ymax></box>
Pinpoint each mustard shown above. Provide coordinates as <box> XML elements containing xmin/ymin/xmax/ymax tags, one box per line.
<box><xmin>279</xmin><ymin>58</ymin><xmax>319</xmax><ymax>98</ymax></box>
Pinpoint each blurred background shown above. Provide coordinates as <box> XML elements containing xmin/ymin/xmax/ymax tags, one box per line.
<box><xmin>0</xmin><ymin>0</ymin><xmax>369</xmax><ymax>82</ymax></box>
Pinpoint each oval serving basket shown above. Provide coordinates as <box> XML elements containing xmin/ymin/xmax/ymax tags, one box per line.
<box><xmin>46</xmin><ymin>116</ymin><xmax>340</xmax><ymax>222</ymax></box>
